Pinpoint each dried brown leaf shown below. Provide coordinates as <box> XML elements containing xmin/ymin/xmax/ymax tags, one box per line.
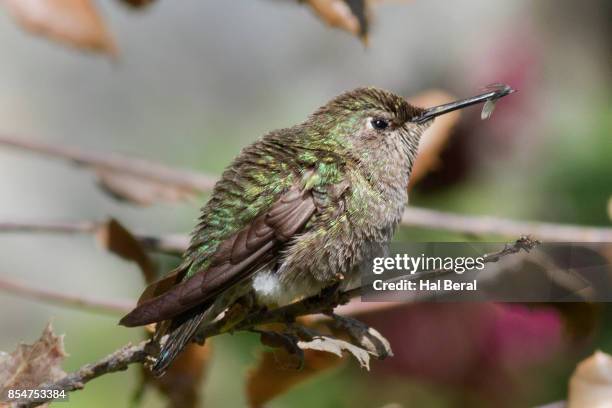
<box><xmin>305</xmin><ymin>0</ymin><xmax>364</xmax><ymax>39</ymax></box>
<box><xmin>3</xmin><ymin>0</ymin><xmax>116</xmax><ymax>54</ymax></box>
<box><xmin>568</xmin><ymin>350</ymin><xmax>612</xmax><ymax>407</ymax></box>
<box><xmin>118</xmin><ymin>0</ymin><xmax>156</xmax><ymax>9</ymax></box>
<box><xmin>95</xmin><ymin>219</ymin><xmax>156</xmax><ymax>283</ymax></box>
<box><xmin>0</xmin><ymin>323</ymin><xmax>67</xmax><ymax>395</ymax></box>
<box><xmin>408</xmin><ymin>90</ymin><xmax>461</xmax><ymax>188</ymax></box>
<box><xmin>96</xmin><ymin>168</ymin><xmax>197</xmax><ymax>206</ymax></box>
<box><xmin>303</xmin><ymin>0</ymin><xmax>411</xmax><ymax>41</ymax></box>
<box><xmin>299</xmin><ymin>335</ymin><xmax>372</xmax><ymax>369</ymax></box>
<box><xmin>329</xmin><ymin>314</ymin><xmax>393</xmax><ymax>359</ymax></box>
<box><xmin>246</xmin><ymin>348</ymin><xmax>341</xmax><ymax>408</ymax></box>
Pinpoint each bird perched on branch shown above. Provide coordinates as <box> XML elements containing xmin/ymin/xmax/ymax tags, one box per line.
<box><xmin>120</xmin><ymin>85</ymin><xmax>514</xmax><ymax>375</ymax></box>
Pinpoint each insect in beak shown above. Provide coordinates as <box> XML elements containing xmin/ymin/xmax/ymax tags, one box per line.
<box><xmin>412</xmin><ymin>83</ymin><xmax>515</xmax><ymax>124</ymax></box>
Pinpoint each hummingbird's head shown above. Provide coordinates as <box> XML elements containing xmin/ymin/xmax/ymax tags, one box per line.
<box><xmin>310</xmin><ymin>87</ymin><xmax>429</xmax><ymax>159</ymax></box>
<box><xmin>306</xmin><ymin>85</ymin><xmax>514</xmax><ymax>186</ymax></box>
<box><xmin>308</xmin><ymin>87</ymin><xmax>440</xmax><ymax>183</ymax></box>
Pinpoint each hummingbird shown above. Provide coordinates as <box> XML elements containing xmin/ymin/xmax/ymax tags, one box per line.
<box><xmin>119</xmin><ymin>85</ymin><xmax>514</xmax><ymax>374</ymax></box>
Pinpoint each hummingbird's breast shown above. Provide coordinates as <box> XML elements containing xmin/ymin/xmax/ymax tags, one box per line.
<box><xmin>253</xmin><ymin>164</ymin><xmax>410</xmax><ymax>306</ymax></box>
<box><xmin>252</xmin><ymin>130</ymin><xmax>417</xmax><ymax>306</ymax></box>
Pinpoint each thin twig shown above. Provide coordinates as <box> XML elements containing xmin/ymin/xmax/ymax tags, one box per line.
<box><xmin>401</xmin><ymin>207</ymin><xmax>612</xmax><ymax>242</ymax></box>
<box><xmin>0</xmin><ymin>276</ymin><xmax>134</xmax><ymax>315</ymax></box>
<box><xmin>17</xmin><ymin>238</ymin><xmax>534</xmax><ymax>407</ymax></box>
<box><xmin>0</xmin><ymin>220</ymin><xmax>98</xmax><ymax>234</ymax></box>
<box><xmin>342</xmin><ymin>236</ymin><xmax>539</xmax><ymax>299</ymax></box>
<box><xmin>2</xmin><ymin>135</ymin><xmax>612</xmax><ymax>242</ymax></box>
<box><xmin>0</xmin><ymin>135</ymin><xmax>216</xmax><ymax>192</ymax></box>
<box><xmin>16</xmin><ymin>341</ymin><xmax>149</xmax><ymax>408</ymax></box>
<box><xmin>0</xmin><ymin>220</ymin><xmax>188</xmax><ymax>255</ymax></box>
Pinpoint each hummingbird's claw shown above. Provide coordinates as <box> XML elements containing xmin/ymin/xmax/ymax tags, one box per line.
<box><xmin>330</xmin><ymin>313</ymin><xmax>393</xmax><ymax>359</ymax></box>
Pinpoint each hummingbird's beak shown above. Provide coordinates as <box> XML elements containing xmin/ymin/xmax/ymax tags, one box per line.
<box><xmin>411</xmin><ymin>83</ymin><xmax>515</xmax><ymax>124</ymax></box>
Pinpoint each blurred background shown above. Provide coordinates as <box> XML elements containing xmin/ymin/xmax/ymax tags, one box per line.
<box><xmin>0</xmin><ymin>0</ymin><xmax>610</xmax><ymax>406</ymax></box>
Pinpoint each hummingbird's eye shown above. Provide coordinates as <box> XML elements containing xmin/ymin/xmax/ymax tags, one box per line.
<box><xmin>370</xmin><ymin>118</ymin><xmax>389</xmax><ymax>130</ymax></box>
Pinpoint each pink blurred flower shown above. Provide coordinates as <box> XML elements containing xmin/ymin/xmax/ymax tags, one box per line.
<box><xmin>361</xmin><ymin>303</ymin><xmax>563</xmax><ymax>393</ymax></box>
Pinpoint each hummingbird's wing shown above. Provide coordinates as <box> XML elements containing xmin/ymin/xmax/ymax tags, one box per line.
<box><xmin>119</xmin><ymin>178</ymin><xmax>318</xmax><ymax>327</ymax></box>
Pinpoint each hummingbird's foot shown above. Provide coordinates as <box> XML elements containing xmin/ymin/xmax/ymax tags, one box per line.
<box><xmin>319</xmin><ymin>282</ymin><xmax>340</xmax><ymax>298</ymax></box>
<box><xmin>329</xmin><ymin>313</ymin><xmax>393</xmax><ymax>359</ymax></box>
<box><xmin>193</xmin><ymin>293</ymin><xmax>257</xmax><ymax>341</ymax></box>
<box><xmin>144</xmin><ymin>338</ymin><xmax>161</xmax><ymax>359</ymax></box>
<box><xmin>142</xmin><ymin>337</ymin><xmax>163</xmax><ymax>372</ymax></box>
<box><xmin>318</xmin><ymin>274</ymin><xmax>350</xmax><ymax>311</ymax></box>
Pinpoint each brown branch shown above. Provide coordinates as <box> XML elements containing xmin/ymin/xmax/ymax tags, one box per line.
<box><xmin>0</xmin><ymin>135</ymin><xmax>216</xmax><ymax>192</ymax></box>
<box><xmin>0</xmin><ymin>219</ymin><xmax>188</xmax><ymax>255</ymax></box>
<box><xmin>335</xmin><ymin>237</ymin><xmax>540</xmax><ymax>316</ymax></box>
<box><xmin>0</xmin><ymin>220</ymin><xmax>98</xmax><ymax>234</ymax></box>
<box><xmin>17</xmin><ymin>238</ymin><xmax>536</xmax><ymax>407</ymax></box>
<box><xmin>401</xmin><ymin>207</ymin><xmax>612</xmax><ymax>242</ymax></box>
<box><xmin>16</xmin><ymin>341</ymin><xmax>150</xmax><ymax>408</ymax></box>
<box><xmin>341</xmin><ymin>235</ymin><xmax>539</xmax><ymax>300</ymax></box>
<box><xmin>2</xmin><ymin>135</ymin><xmax>612</xmax><ymax>242</ymax></box>
<box><xmin>0</xmin><ymin>276</ymin><xmax>134</xmax><ymax>315</ymax></box>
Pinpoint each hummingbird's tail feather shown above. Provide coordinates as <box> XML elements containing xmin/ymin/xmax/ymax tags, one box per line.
<box><xmin>152</xmin><ymin>306</ymin><xmax>211</xmax><ymax>376</ymax></box>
